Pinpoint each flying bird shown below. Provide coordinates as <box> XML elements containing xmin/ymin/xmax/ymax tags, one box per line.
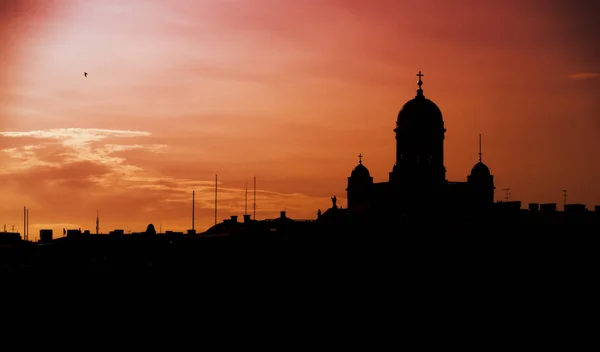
<box><xmin>84</xmin><ymin>72</ymin><xmax>88</xmax><ymax>77</ymax></box>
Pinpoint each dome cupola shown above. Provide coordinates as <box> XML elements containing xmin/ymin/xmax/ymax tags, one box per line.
<box><xmin>470</xmin><ymin>134</ymin><xmax>491</xmax><ymax>177</ymax></box>
<box><xmin>351</xmin><ymin>153</ymin><xmax>371</xmax><ymax>179</ymax></box>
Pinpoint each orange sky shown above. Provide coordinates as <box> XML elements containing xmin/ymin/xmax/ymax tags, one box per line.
<box><xmin>1</xmin><ymin>0</ymin><xmax>599</xmax><ymax>239</ymax></box>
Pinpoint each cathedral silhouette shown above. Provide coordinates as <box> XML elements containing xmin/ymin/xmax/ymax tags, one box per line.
<box><xmin>343</xmin><ymin>71</ymin><xmax>494</xmax><ymax>222</ymax></box>
<box><xmin>2</xmin><ymin>71</ymin><xmax>598</xmax><ymax>272</ymax></box>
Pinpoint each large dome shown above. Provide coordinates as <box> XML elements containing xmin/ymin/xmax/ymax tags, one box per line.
<box><xmin>397</xmin><ymin>72</ymin><xmax>443</xmax><ymax>127</ymax></box>
<box><xmin>470</xmin><ymin>161</ymin><xmax>490</xmax><ymax>176</ymax></box>
<box><xmin>397</xmin><ymin>93</ymin><xmax>443</xmax><ymax>126</ymax></box>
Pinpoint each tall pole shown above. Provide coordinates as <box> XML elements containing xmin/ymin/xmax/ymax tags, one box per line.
<box><xmin>214</xmin><ymin>174</ymin><xmax>218</xmax><ymax>226</ymax></box>
<box><xmin>96</xmin><ymin>210</ymin><xmax>99</xmax><ymax>235</ymax></box>
<box><xmin>253</xmin><ymin>176</ymin><xmax>256</xmax><ymax>220</ymax></box>
<box><xmin>562</xmin><ymin>189</ymin><xmax>567</xmax><ymax>209</ymax></box>
<box><xmin>26</xmin><ymin>207</ymin><xmax>29</xmax><ymax>241</ymax></box>
<box><xmin>478</xmin><ymin>134</ymin><xmax>483</xmax><ymax>162</ymax></box>
<box><xmin>245</xmin><ymin>182</ymin><xmax>248</xmax><ymax>215</ymax></box>
<box><xmin>192</xmin><ymin>190</ymin><xmax>195</xmax><ymax>230</ymax></box>
<box><xmin>23</xmin><ymin>206</ymin><xmax>26</xmax><ymax>241</ymax></box>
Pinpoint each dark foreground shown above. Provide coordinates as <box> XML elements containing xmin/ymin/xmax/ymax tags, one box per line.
<box><xmin>1</xmin><ymin>227</ymin><xmax>598</xmax><ymax>275</ymax></box>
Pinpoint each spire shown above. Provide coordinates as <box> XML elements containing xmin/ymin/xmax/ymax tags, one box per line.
<box><xmin>358</xmin><ymin>153</ymin><xmax>363</xmax><ymax>164</ymax></box>
<box><xmin>478</xmin><ymin>134</ymin><xmax>483</xmax><ymax>162</ymax></box>
<box><xmin>214</xmin><ymin>174</ymin><xmax>218</xmax><ymax>226</ymax></box>
<box><xmin>416</xmin><ymin>70</ymin><xmax>424</xmax><ymax>97</ymax></box>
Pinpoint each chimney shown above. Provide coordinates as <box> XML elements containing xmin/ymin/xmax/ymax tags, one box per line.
<box><xmin>564</xmin><ymin>204</ymin><xmax>586</xmax><ymax>213</ymax></box>
<box><xmin>243</xmin><ymin>214</ymin><xmax>251</xmax><ymax>223</ymax></box>
<box><xmin>39</xmin><ymin>229</ymin><xmax>53</xmax><ymax>242</ymax></box>
<box><xmin>280</xmin><ymin>211</ymin><xmax>286</xmax><ymax>219</ymax></box>
<box><xmin>230</xmin><ymin>215</ymin><xmax>238</xmax><ymax>222</ymax></box>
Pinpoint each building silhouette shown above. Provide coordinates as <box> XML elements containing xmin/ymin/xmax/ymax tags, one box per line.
<box><xmin>1</xmin><ymin>71</ymin><xmax>599</xmax><ymax>272</ymax></box>
<box><xmin>3</xmin><ymin>71</ymin><xmax>598</xmax><ymax>244</ymax></box>
<box><xmin>343</xmin><ymin>71</ymin><xmax>494</xmax><ymax>222</ymax></box>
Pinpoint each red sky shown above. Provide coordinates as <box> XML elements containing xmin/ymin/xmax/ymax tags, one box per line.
<box><xmin>1</xmin><ymin>0</ymin><xmax>599</xmax><ymax>239</ymax></box>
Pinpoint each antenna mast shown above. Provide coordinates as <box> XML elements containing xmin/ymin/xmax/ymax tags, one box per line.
<box><xmin>192</xmin><ymin>190</ymin><xmax>195</xmax><ymax>231</ymax></box>
<box><xmin>96</xmin><ymin>210</ymin><xmax>99</xmax><ymax>235</ymax></box>
<box><xmin>214</xmin><ymin>174</ymin><xmax>218</xmax><ymax>226</ymax></box>
<box><xmin>23</xmin><ymin>206</ymin><xmax>27</xmax><ymax>241</ymax></box>
<box><xmin>253</xmin><ymin>176</ymin><xmax>256</xmax><ymax>220</ymax></box>
<box><xmin>478</xmin><ymin>134</ymin><xmax>483</xmax><ymax>162</ymax></box>
<box><xmin>245</xmin><ymin>182</ymin><xmax>248</xmax><ymax>215</ymax></box>
<box><xmin>562</xmin><ymin>189</ymin><xmax>567</xmax><ymax>208</ymax></box>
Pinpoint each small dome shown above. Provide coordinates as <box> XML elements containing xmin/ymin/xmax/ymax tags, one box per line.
<box><xmin>145</xmin><ymin>223</ymin><xmax>156</xmax><ymax>235</ymax></box>
<box><xmin>470</xmin><ymin>161</ymin><xmax>490</xmax><ymax>176</ymax></box>
<box><xmin>351</xmin><ymin>163</ymin><xmax>370</xmax><ymax>178</ymax></box>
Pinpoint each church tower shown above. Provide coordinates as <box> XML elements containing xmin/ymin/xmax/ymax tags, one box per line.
<box><xmin>347</xmin><ymin>154</ymin><xmax>373</xmax><ymax>216</ymax></box>
<box><xmin>467</xmin><ymin>134</ymin><xmax>495</xmax><ymax>206</ymax></box>
<box><xmin>390</xmin><ymin>71</ymin><xmax>447</xmax><ymax>191</ymax></box>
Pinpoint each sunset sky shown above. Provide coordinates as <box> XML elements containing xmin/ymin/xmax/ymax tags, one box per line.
<box><xmin>1</xmin><ymin>0</ymin><xmax>599</xmax><ymax>239</ymax></box>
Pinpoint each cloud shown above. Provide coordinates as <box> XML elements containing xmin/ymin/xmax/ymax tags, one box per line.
<box><xmin>0</xmin><ymin>128</ymin><xmax>150</xmax><ymax>141</ymax></box>
<box><xmin>120</xmin><ymin>175</ymin><xmax>329</xmax><ymax>214</ymax></box>
<box><xmin>567</xmin><ymin>72</ymin><xmax>600</xmax><ymax>80</ymax></box>
<box><xmin>0</xmin><ymin>127</ymin><xmax>338</xmax><ymax>236</ymax></box>
<box><xmin>1</xmin><ymin>127</ymin><xmax>335</xmax><ymax>192</ymax></box>
<box><xmin>0</xmin><ymin>144</ymin><xmax>57</xmax><ymax>171</ymax></box>
<box><xmin>11</xmin><ymin>161</ymin><xmax>114</xmax><ymax>191</ymax></box>
<box><xmin>33</xmin><ymin>223</ymin><xmax>82</xmax><ymax>230</ymax></box>
<box><xmin>0</xmin><ymin>128</ymin><xmax>165</xmax><ymax>174</ymax></box>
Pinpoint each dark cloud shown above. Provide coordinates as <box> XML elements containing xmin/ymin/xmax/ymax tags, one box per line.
<box><xmin>2</xmin><ymin>161</ymin><xmax>112</xmax><ymax>191</ymax></box>
<box><xmin>568</xmin><ymin>72</ymin><xmax>600</xmax><ymax>80</ymax></box>
<box><xmin>0</xmin><ymin>1</ymin><xmax>66</xmax><ymax>80</ymax></box>
<box><xmin>543</xmin><ymin>0</ymin><xmax>600</xmax><ymax>69</ymax></box>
